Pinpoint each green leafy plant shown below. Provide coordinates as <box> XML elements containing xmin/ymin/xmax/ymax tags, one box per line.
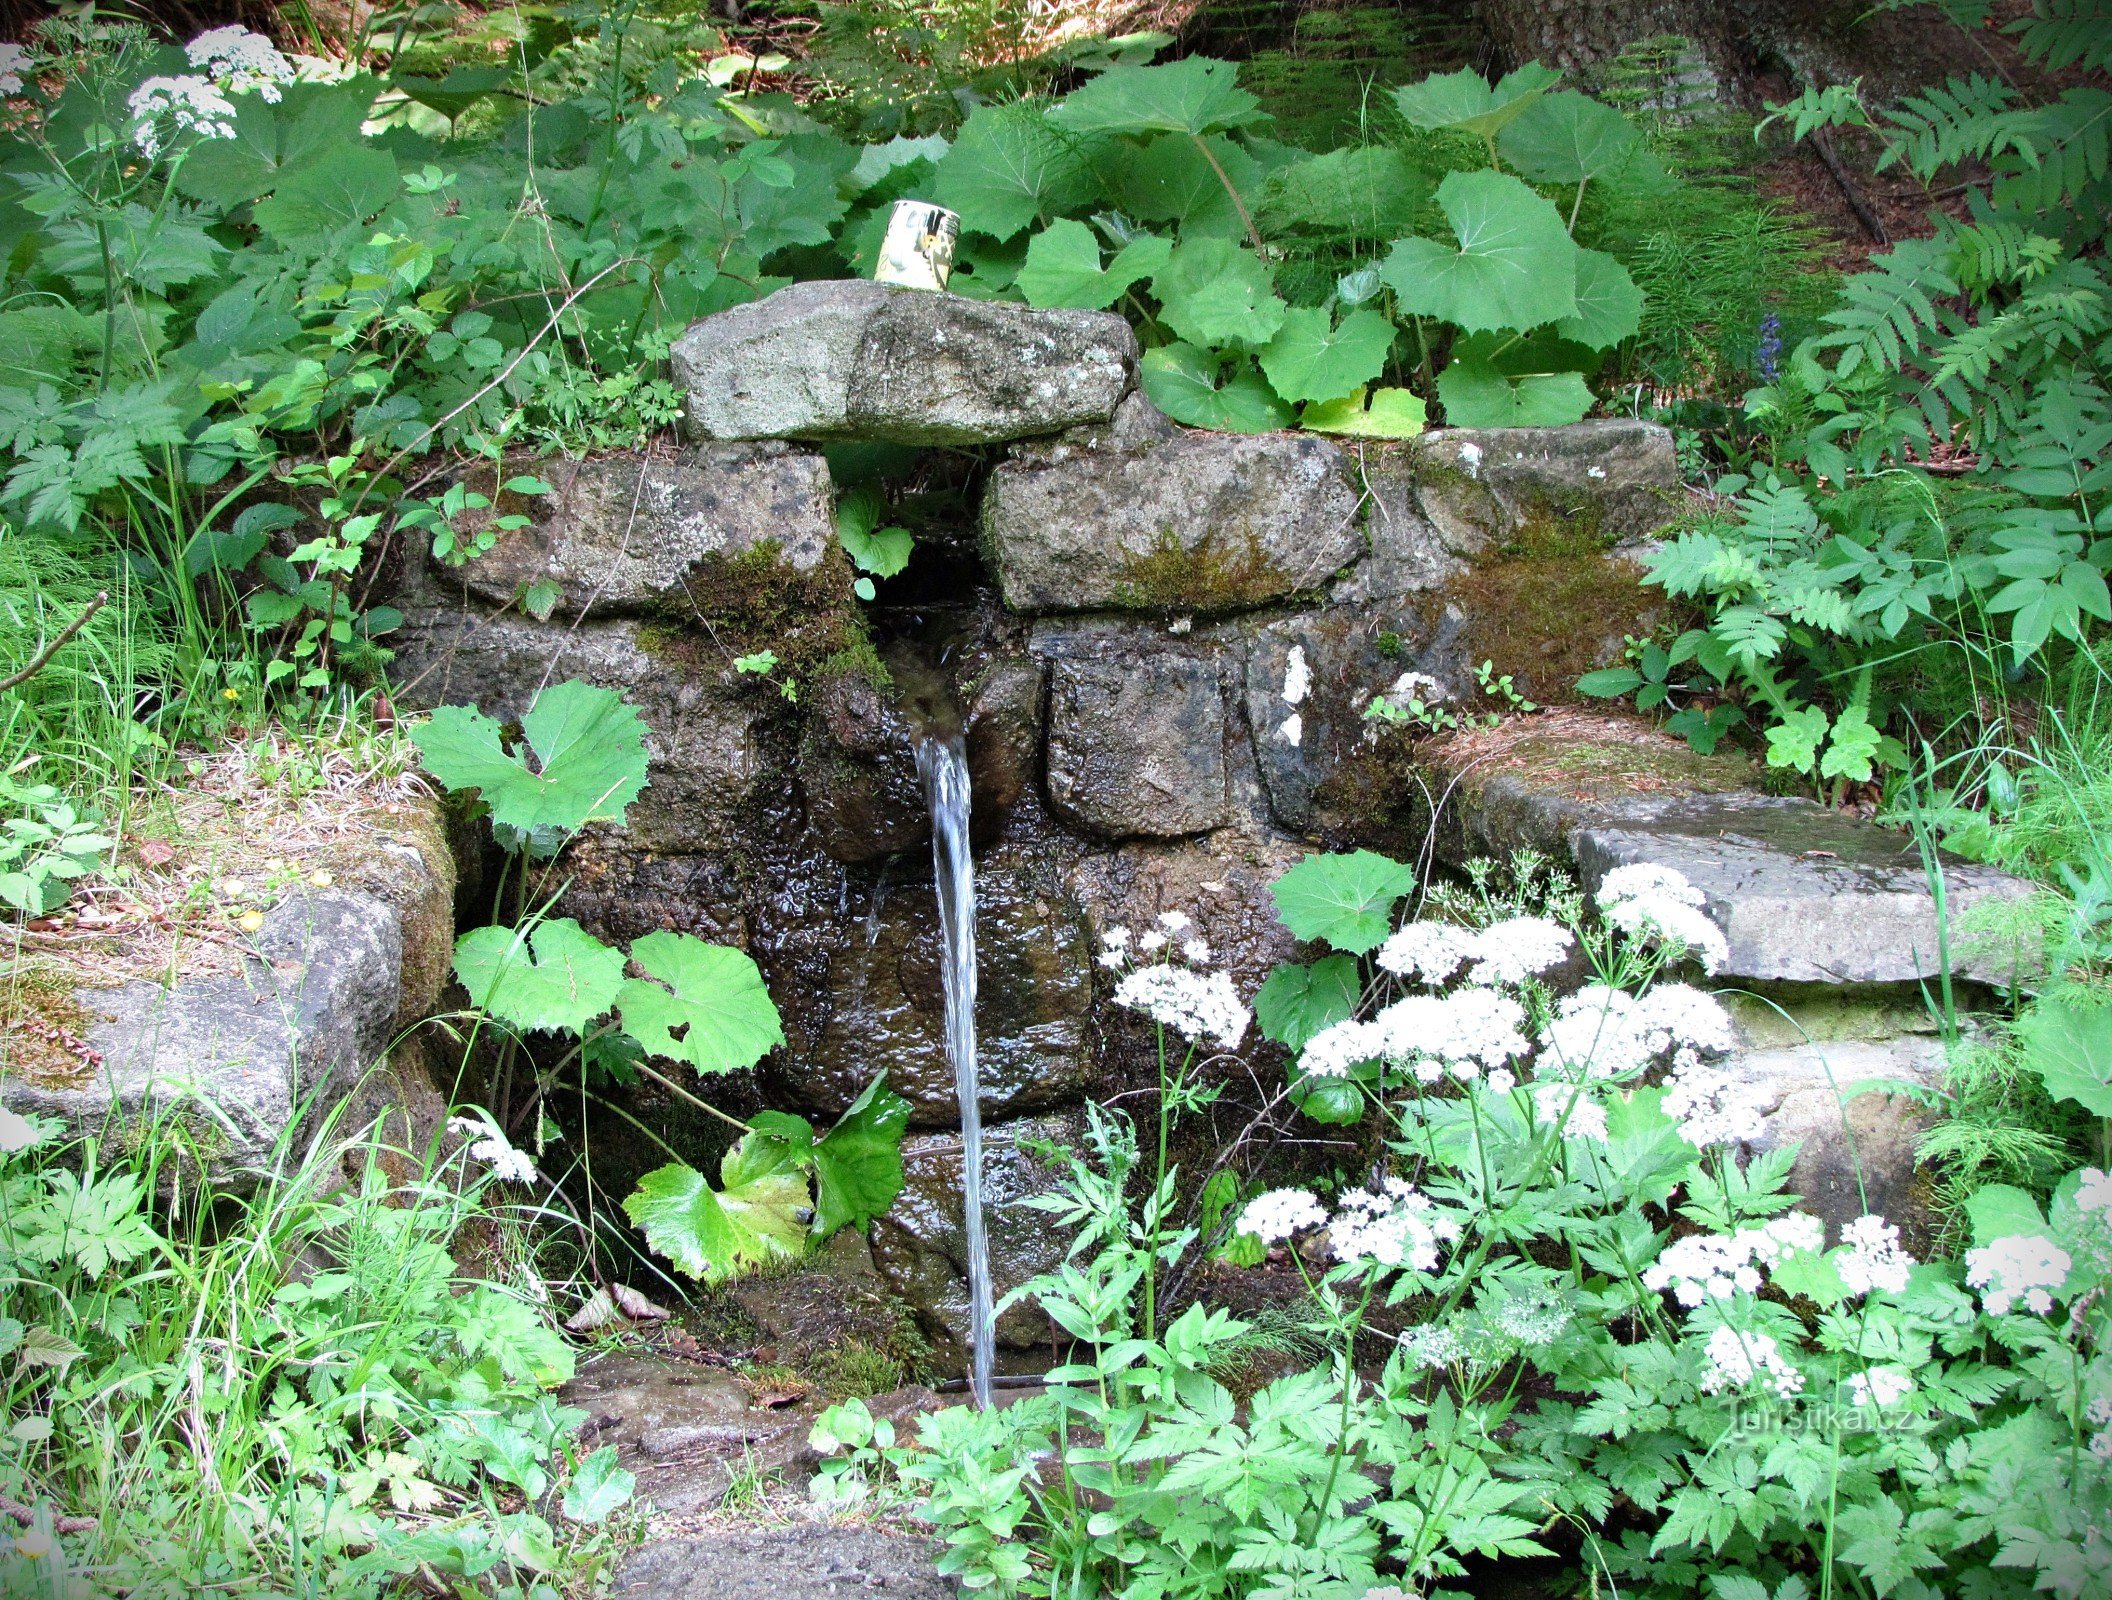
<box><xmin>0</xmin><ymin>776</ymin><xmax>109</xmax><ymax>916</ymax></box>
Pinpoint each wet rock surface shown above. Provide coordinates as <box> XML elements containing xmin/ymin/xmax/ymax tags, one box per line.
<box><xmin>1042</xmin><ymin>644</ymin><xmax>1231</xmax><ymax>839</ymax></box>
<box><xmin>982</xmin><ymin>427</ymin><xmax>1363</xmax><ymax>614</ymax></box>
<box><xmin>672</xmin><ymin>280</ymin><xmax>1135</xmax><ymax>446</ymax></box>
<box><xmin>455</xmin><ymin>444</ymin><xmax>836</xmax><ymax>617</ymax></box>
<box><xmin>614</xmin><ymin>1526</ymin><xmax>951</xmax><ymax>1600</ymax></box>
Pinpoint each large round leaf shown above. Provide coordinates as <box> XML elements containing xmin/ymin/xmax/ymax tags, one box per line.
<box><xmin>1556</xmin><ymin>248</ymin><xmax>1644</xmax><ymax>348</ymax></box>
<box><xmin>1047</xmin><ymin>56</ymin><xmax>1265</xmax><ymax>138</ymax></box>
<box><xmin>1302</xmin><ymin>386</ymin><xmax>1428</xmax><ymax>438</ymax></box>
<box><xmin>1438</xmin><ymin>354</ymin><xmax>1595</xmax><ymax>427</ymax></box>
<box><xmin>1254</xmin><ymin>955</ymin><xmax>1362</xmax><ymax>1051</ymax></box>
<box><xmin>1259</xmin><ymin>147</ymin><xmax>1426</xmax><ymax>238</ymax></box>
<box><xmin>623</xmin><ymin>1142</ymin><xmax>808</xmax><ymax>1284</ymax></box>
<box><xmin>1378</xmin><ymin>169</ymin><xmax>1579</xmax><ymax>336</ymax></box>
<box><xmin>812</xmin><ymin>1075</ymin><xmax>911</xmax><ymax>1236</ymax></box>
<box><xmin>1016</xmin><ymin>220</ymin><xmax>1172</xmax><ymax>310</ymax></box>
<box><xmin>1270</xmin><ymin>849</ymin><xmax>1415</xmax><ymax>953</ymax></box>
<box><xmin>454</xmin><ymin>917</ymin><xmax>624</xmax><ymax>1036</ymax></box>
<box><xmin>1104</xmin><ymin>134</ymin><xmax>1259</xmax><ymax>237</ymax></box>
<box><xmin>1139</xmin><ymin>345</ymin><xmax>1293</xmax><ymax>432</ymax></box>
<box><xmin>1391</xmin><ymin>64</ymin><xmax>1560</xmax><ymax>142</ymax></box>
<box><xmin>1258</xmin><ymin>306</ymin><xmax>1396</xmax><ymax>404</ymax></box>
<box><xmin>1497</xmin><ymin>90</ymin><xmax>1643</xmax><ymax>184</ymax></box>
<box><xmin>618</xmin><ymin>932</ymin><xmax>786</xmax><ymax>1075</ymax></box>
<box><xmin>411</xmin><ymin>679</ymin><xmax>649</xmax><ymax>838</ymax></box>
<box><xmin>1151</xmin><ymin>236</ymin><xmax>1287</xmax><ymax>347</ymax></box>
<box><xmin>933</xmin><ymin>103</ymin><xmax>1102</xmax><ymax>241</ymax></box>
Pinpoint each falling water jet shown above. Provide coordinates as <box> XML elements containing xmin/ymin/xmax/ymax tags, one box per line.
<box><xmin>918</xmin><ymin>734</ymin><xmax>993</xmax><ymax>1408</ymax></box>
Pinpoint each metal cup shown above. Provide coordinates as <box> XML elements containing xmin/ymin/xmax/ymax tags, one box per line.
<box><xmin>873</xmin><ymin>200</ymin><xmax>961</xmax><ymax>292</ymax></box>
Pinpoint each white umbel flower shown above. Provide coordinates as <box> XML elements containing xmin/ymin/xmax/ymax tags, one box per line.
<box><xmin>1597</xmin><ymin>863</ymin><xmax>1730</xmax><ymax>974</ymax></box>
<box><xmin>1463</xmin><ymin>915</ymin><xmax>1574</xmax><ymax>986</ymax></box>
<box><xmin>1699</xmin><ymin>1325</ymin><xmax>1803</xmax><ymax>1398</ymax></box>
<box><xmin>1236</xmin><ymin>1187</ymin><xmax>1327</xmax><ymax>1243</ymax></box>
<box><xmin>0</xmin><ymin>43</ymin><xmax>29</xmax><ymax>96</ymax></box>
<box><xmin>2078</xmin><ymin>1168</ymin><xmax>2112</xmax><ymax>1214</ymax></box>
<box><xmin>1837</xmin><ymin>1214</ymin><xmax>1915</xmax><ymax>1298</ymax></box>
<box><xmin>1376</xmin><ymin>921</ymin><xmax>1474</xmax><ymax>984</ymax></box>
<box><xmin>1847</xmin><ymin>1366</ymin><xmax>1913</xmax><ymax>1408</ymax></box>
<box><xmin>128</xmin><ymin>75</ymin><xmax>238</xmax><ymax>156</ymax></box>
<box><xmin>1328</xmin><ymin>1178</ymin><xmax>1456</xmax><ymax>1272</ymax></box>
<box><xmin>450</xmin><ymin>1115</ymin><xmax>538</xmax><ymax>1184</ymax></box>
<box><xmin>1112</xmin><ymin>963</ymin><xmax>1249</xmax><ymax>1049</ymax></box>
<box><xmin>1375</xmin><ymin>987</ymin><xmax>1531</xmax><ymax>1079</ymax></box>
<box><xmin>1662</xmin><ymin>1060</ymin><xmax>1770</xmax><ymax>1148</ymax></box>
<box><xmin>1965</xmin><ymin>1233</ymin><xmax>2071</xmax><ymax>1315</ymax></box>
<box><xmin>185</xmin><ymin>26</ymin><xmax>296</xmax><ymax>101</ymax></box>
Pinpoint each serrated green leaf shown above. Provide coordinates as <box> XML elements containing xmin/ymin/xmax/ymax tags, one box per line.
<box><xmin>1259</xmin><ymin>146</ymin><xmax>1425</xmax><ymax>238</ymax></box>
<box><xmin>1301</xmin><ymin>385</ymin><xmax>1427</xmax><ymax>438</ymax></box>
<box><xmin>623</xmin><ymin>1145</ymin><xmax>809</xmax><ymax>1283</ymax></box>
<box><xmin>561</xmin><ymin>1446</ymin><xmax>634</xmax><ymax>1524</ymax></box>
<box><xmin>1257</xmin><ymin>306</ymin><xmax>1395</xmax><ymax>404</ymax></box>
<box><xmin>1152</xmin><ymin>235</ymin><xmax>1286</xmax><ymax>347</ymax></box>
<box><xmin>1379</xmin><ymin>169</ymin><xmax>1579</xmax><ymax>335</ymax></box>
<box><xmin>618</xmin><ymin>932</ymin><xmax>786</xmax><ymax>1076</ymax></box>
<box><xmin>1437</xmin><ymin>354</ymin><xmax>1594</xmax><ymax>427</ymax></box>
<box><xmin>812</xmin><ymin>1075</ymin><xmax>910</xmax><ymax>1235</ymax></box>
<box><xmin>1104</xmin><ymin>134</ymin><xmax>1259</xmax><ymax>238</ymax></box>
<box><xmin>2018</xmin><ymin>994</ymin><xmax>2112</xmax><ymax>1115</ymax></box>
<box><xmin>1271</xmin><ymin>849</ymin><xmax>1414</xmax><ymax>953</ymax></box>
<box><xmin>1497</xmin><ymin>90</ymin><xmax>1643</xmax><ymax>184</ymax></box>
<box><xmin>1965</xmin><ymin>1183</ymin><xmax>2048</xmax><ymax>1248</ymax></box>
<box><xmin>1391</xmin><ymin>64</ymin><xmax>1561</xmax><ymax>142</ymax></box>
<box><xmin>1047</xmin><ymin>56</ymin><xmax>1266</xmax><ymax>138</ymax></box>
<box><xmin>173</xmin><ymin>79</ymin><xmax>379</xmax><ymax>208</ymax></box>
<box><xmin>454</xmin><ymin>917</ymin><xmax>624</xmax><ymax>1036</ymax></box>
<box><xmin>1555</xmin><ymin>248</ymin><xmax>1643</xmax><ymax>348</ymax></box>
<box><xmin>1016</xmin><ymin>219</ymin><xmax>1172</xmax><ymax>309</ymax></box>
<box><xmin>1765</xmin><ymin>706</ymin><xmax>1829</xmax><ymax>774</ymax></box>
<box><xmin>933</xmin><ymin>103</ymin><xmax>1101</xmax><ymax>241</ymax></box>
<box><xmin>252</xmin><ymin>146</ymin><xmax>401</xmax><ymax>241</ymax></box>
<box><xmin>1819</xmin><ymin>703</ymin><xmax>1883</xmax><ymax>782</ymax></box>
<box><xmin>411</xmin><ymin>679</ymin><xmax>650</xmax><ymax>837</ymax></box>
<box><xmin>1254</xmin><ymin>955</ymin><xmax>1362</xmax><ymax>1051</ymax></box>
<box><xmin>1291</xmin><ymin>1076</ymin><xmax>1365</xmax><ymax>1124</ymax></box>
<box><xmin>1139</xmin><ymin>344</ymin><xmax>1292</xmax><ymax>432</ymax></box>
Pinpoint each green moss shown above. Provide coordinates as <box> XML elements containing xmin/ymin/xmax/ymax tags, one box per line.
<box><xmin>640</xmin><ymin>541</ymin><xmax>889</xmax><ymax>692</ymax></box>
<box><xmin>1112</xmin><ymin>528</ymin><xmax>1305</xmax><ymax>614</ymax></box>
<box><xmin>0</xmin><ymin>963</ymin><xmax>112</xmax><ymax>1086</ymax></box>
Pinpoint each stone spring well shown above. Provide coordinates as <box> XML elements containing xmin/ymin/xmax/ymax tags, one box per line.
<box><xmin>370</xmin><ymin>278</ymin><xmax>2031</xmax><ymax>1363</ymax></box>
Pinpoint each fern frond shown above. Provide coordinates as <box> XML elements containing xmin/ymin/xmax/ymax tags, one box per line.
<box><xmin>2008</xmin><ymin>0</ymin><xmax>2112</xmax><ymax>74</ymax></box>
<box><xmin>1882</xmin><ymin>76</ymin><xmax>2026</xmax><ymax>178</ymax></box>
<box><xmin>1810</xmin><ymin>238</ymin><xmax>1958</xmax><ymax>379</ymax></box>
<box><xmin>1943</xmin><ymin>219</ymin><xmax>2062</xmax><ymax>290</ymax></box>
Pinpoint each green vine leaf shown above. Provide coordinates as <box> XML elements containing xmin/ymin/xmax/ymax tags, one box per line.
<box><xmin>623</xmin><ymin>1138</ymin><xmax>809</xmax><ymax>1283</ymax></box>
<box><xmin>1016</xmin><ymin>220</ymin><xmax>1172</xmax><ymax>309</ymax></box>
<box><xmin>1271</xmin><ymin>849</ymin><xmax>1415</xmax><ymax>953</ymax></box>
<box><xmin>1302</xmin><ymin>386</ymin><xmax>1428</xmax><ymax>438</ymax></box>
<box><xmin>618</xmin><ymin>932</ymin><xmax>786</xmax><ymax>1075</ymax></box>
<box><xmin>1257</xmin><ymin>307</ymin><xmax>1395</xmax><ymax>404</ymax></box>
<box><xmin>1152</xmin><ymin>236</ymin><xmax>1287</xmax><ymax>347</ymax></box>
<box><xmin>1379</xmin><ymin>169</ymin><xmax>1579</xmax><ymax>335</ymax></box>
<box><xmin>1139</xmin><ymin>344</ymin><xmax>1293</xmax><ymax>432</ymax></box>
<box><xmin>1047</xmin><ymin>56</ymin><xmax>1266</xmax><ymax>139</ymax></box>
<box><xmin>453</xmin><ymin>917</ymin><xmax>624</xmax><ymax>1036</ymax></box>
<box><xmin>411</xmin><ymin>679</ymin><xmax>649</xmax><ymax>838</ymax></box>
<box><xmin>1391</xmin><ymin>64</ymin><xmax>1561</xmax><ymax>143</ymax></box>
<box><xmin>933</xmin><ymin>104</ymin><xmax>1101</xmax><ymax>241</ymax></box>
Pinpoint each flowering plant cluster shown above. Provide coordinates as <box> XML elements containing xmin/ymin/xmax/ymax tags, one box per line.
<box><xmin>815</xmin><ymin>846</ymin><xmax>2112</xmax><ymax>1600</ymax></box>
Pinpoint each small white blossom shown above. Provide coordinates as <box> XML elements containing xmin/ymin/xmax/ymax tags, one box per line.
<box><xmin>1137</xmin><ymin>930</ymin><xmax>1167</xmax><ymax>953</ymax></box>
<box><xmin>451</xmin><ymin>1115</ymin><xmax>538</xmax><ymax>1184</ymax></box>
<box><xmin>1528</xmin><ymin>1080</ymin><xmax>1609</xmax><ymax>1141</ymax></box>
<box><xmin>2078</xmin><ymin>1168</ymin><xmax>2112</xmax><ymax>1215</ymax></box>
<box><xmin>1597</xmin><ymin>863</ymin><xmax>1730</xmax><ymax>974</ymax></box>
<box><xmin>128</xmin><ymin>75</ymin><xmax>238</xmax><ymax>156</ymax></box>
<box><xmin>1376</xmin><ymin>921</ymin><xmax>1474</xmax><ymax>984</ymax></box>
<box><xmin>1965</xmin><ymin>1233</ymin><xmax>2071</xmax><ymax>1316</ymax></box>
<box><xmin>1837</xmin><ymin>1214</ymin><xmax>1915</xmax><ymax>1298</ymax></box>
<box><xmin>1746</xmin><ymin>1212</ymin><xmax>1827</xmax><ymax>1265</ymax></box>
<box><xmin>1647</xmin><ymin>1234</ymin><xmax>1764</xmax><ymax>1308</ymax></box>
<box><xmin>1102</xmin><ymin>925</ymin><xmax>1132</xmax><ymax>950</ymax></box>
<box><xmin>1182</xmin><ymin>938</ymin><xmax>1211</xmax><ymax>964</ymax></box>
<box><xmin>1237</xmin><ymin>1187</ymin><xmax>1327</xmax><ymax>1243</ymax></box>
<box><xmin>1484</xmin><ymin>1067</ymin><xmax>1517</xmax><ymax>1096</ymax></box>
<box><xmin>0</xmin><ymin>43</ymin><xmax>29</xmax><ymax>96</ymax></box>
<box><xmin>1112</xmin><ymin>963</ymin><xmax>1250</xmax><ymax>1049</ymax></box>
<box><xmin>1328</xmin><ymin>1178</ymin><xmax>1456</xmax><ymax>1272</ymax></box>
<box><xmin>1662</xmin><ymin>1060</ymin><xmax>1770</xmax><ymax>1148</ymax></box>
<box><xmin>1847</xmin><ymin>1366</ymin><xmax>1913</xmax><ymax>1408</ymax></box>
<box><xmin>185</xmin><ymin>26</ymin><xmax>296</xmax><ymax>101</ymax></box>
<box><xmin>1375</xmin><ymin>987</ymin><xmax>1531</xmax><ymax>1079</ymax></box>
<box><xmin>1157</xmin><ymin>910</ymin><xmax>1192</xmax><ymax>934</ymax></box>
<box><xmin>1397</xmin><ymin>1324</ymin><xmax>1464</xmax><ymax>1369</ymax></box>
<box><xmin>1463</xmin><ymin>916</ymin><xmax>1574</xmax><ymax>986</ymax></box>
<box><xmin>1299</xmin><ymin>1017</ymin><xmax>1385</xmax><ymax>1079</ymax></box>
<box><xmin>1493</xmin><ymin>1288</ymin><xmax>1574</xmax><ymax>1345</ymax></box>
<box><xmin>1281</xmin><ymin>646</ymin><xmax>1311</xmax><ymax>707</ymax></box>
<box><xmin>1699</xmin><ymin>1325</ymin><xmax>1803</xmax><ymax>1398</ymax></box>
<box><xmin>1539</xmin><ymin>982</ymin><xmax>1736</xmax><ymax>1085</ymax></box>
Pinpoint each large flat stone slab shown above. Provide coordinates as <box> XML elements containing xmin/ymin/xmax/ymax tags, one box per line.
<box><xmin>1043</xmin><ymin>648</ymin><xmax>1231</xmax><ymax>838</ymax></box>
<box><xmin>454</xmin><ymin>444</ymin><xmax>837</xmax><ymax>617</ymax></box>
<box><xmin>616</xmin><ymin>1526</ymin><xmax>951</xmax><ymax>1600</ymax></box>
<box><xmin>671</xmin><ymin>280</ymin><xmax>1134</xmax><ymax>445</ymax></box>
<box><xmin>983</xmin><ymin>424</ymin><xmax>1362</xmax><ymax>614</ymax></box>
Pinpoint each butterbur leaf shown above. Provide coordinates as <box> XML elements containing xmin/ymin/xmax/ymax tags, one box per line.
<box><xmin>1555</xmin><ymin>249</ymin><xmax>1643</xmax><ymax>348</ymax></box>
<box><xmin>411</xmin><ymin>679</ymin><xmax>649</xmax><ymax>837</ymax></box>
<box><xmin>1107</xmin><ymin>134</ymin><xmax>1258</xmax><ymax>237</ymax></box>
<box><xmin>1271</xmin><ymin>849</ymin><xmax>1415</xmax><ymax>953</ymax></box>
<box><xmin>623</xmin><ymin>1142</ymin><xmax>809</xmax><ymax>1283</ymax></box>
<box><xmin>252</xmin><ymin>146</ymin><xmax>401</xmax><ymax>241</ymax></box>
<box><xmin>1291</xmin><ymin>1076</ymin><xmax>1365</xmax><ymax>1125</ymax></box>
<box><xmin>1965</xmin><ymin>1183</ymin><xmax>2050</xmax><ymax>1248</ymax></box>
<box><xmin>1497</xmin><ymin>90</ymin><xmax>1643</xmax><ymax>184</ymax></box>
<box><xmin>454</xmin><ymin>917</ymin><xmax>624</xmax><ymax>1036</ymax></box>
<box><xmin>1260</xmin><ymin>147</ymin><xmax>1425</xmax><ymax>237</ymax></box>
<box><xmin>618</xmin><ymin>931</ymin><xmax>786</xmax><ymax>1076</ymax></box>
<box><xmin>561</xmin><ymin>1446</ymin><xmax>634</xmax><ymax>1525</ymax></box>
<box><xmin>1254</xmin><ymin>955</ymin><xmax>1361</xmax><ymax>1050</ymax></box>
<box><xmin>811</xmin><ymin>1075</ymin><xmax>911</xmax><ymax>1235</ymax></box>
<box><xmin>1379</xmin><ymin>170</ymin><xmax>1579</xmax><ymax>335</ymax></box>
<box><xmin>1047</xmin><ymin>56</ymin><xmax>1266</xmax><ymax>138</ymax></box>
<box><xmin>1302</xmin><ymin>386</ymin><xmax>1427</xmax><ymax>438</ymax></box>
<box><xmin>1438</xmin><ymin>356</ymin><xmax>1593</xmax><ymax>428</ymax></box>
<box><xmin>1392</xmin><ymin>64</ymin><xmax>1561</xmax><ymax>141</ymax></box>
<box><xmin>842</xmin><ymin>521</ymin><xmax>913</xmax><ymax>578</ymax></box>
<box><xmin>2017</xmin><ymin>994</ymin><xmax>2112</xmax><ymax>1115</ymax></box>
<box><xmin>1017</xmin><ymin>219</ymin><xmax>1171</xmax><ymax>309</ymax></box>
<box><xmin>934</xmin><ymin>104</ymin><xmax>1100</xmax><ymax>241</ymax></box>
<box><xmin>1257</xmin><ymin>307</ymin><xmax>1396</xmax><ymax>404</ymax></box>
<box><xmin>1140</xmin><ymin>344</ymin><xmax>1293</xmax><ymax>432</ymax></box>
<box><xmin>1152</xmin><ymin>236</ymin><xmax>1287</xmax><ymax>347</ymax></box>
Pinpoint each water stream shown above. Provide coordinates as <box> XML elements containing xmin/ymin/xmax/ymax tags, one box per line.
<box><xmin>917</xmin><ymin>734</ymin><xmax>993</xmax><ymax>1407</ymax></box>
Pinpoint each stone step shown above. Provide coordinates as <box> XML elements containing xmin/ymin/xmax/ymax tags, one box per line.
<box><xmin>613</xmin><ymin>1527</ymin><xmax>951</xmax><ymax>1600</ymax></box>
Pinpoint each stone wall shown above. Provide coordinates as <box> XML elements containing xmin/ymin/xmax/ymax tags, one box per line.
<box><xmin>390</xmin><ymin>280</ymin><xmax>2016</xmax><ymax>1352</ymax></box>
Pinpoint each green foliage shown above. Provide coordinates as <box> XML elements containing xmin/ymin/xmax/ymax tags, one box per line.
<box><xmin>1269</xmin><ymin>849</ymin><xmax>1415</xmax><ymax>953</ymax></box>
<box><xmin>618</xmin><ymin>932</ymin><xmax>787</xmax><ymax>1076</ymax></box>
<box><xmin>1380</xmin><ymin>169</ymin><xmax>1579</xmax><ymax>335</ymax></box>
<box><xmin>0</xmin><ymin>776</ymin><xmax>109</xmax><ymax>916</ymax></box>
<box><xmin>411</xmin><ymin>680</ymin><xmax>650</xmax><ymax>850</ymax></box>
<box><xmin>452</xmin><ymin>915</ymin><xmax>627</xmax><ymax>1036</ymax></box>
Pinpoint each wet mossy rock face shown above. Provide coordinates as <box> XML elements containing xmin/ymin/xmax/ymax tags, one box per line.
<box><xmin>388</xmin><ymin>281</ymin><xmax>2019</xmax><ymax>1350</ymax></box>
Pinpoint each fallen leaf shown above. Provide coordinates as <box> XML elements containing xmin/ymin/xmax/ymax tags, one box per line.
<box><xmin>566</xmin><ymin>1288</ymin><xmax>621</xmax><ymax>1333</ymax></box>
<box><xmin>610</xmin><ymin>1283</ymin><xmax>671</xmax><ymax>1321</ymax></box>
<box><xmin>137</xmin><ymin>841</ymin><xmax>175</xmax><ymax>867</ymax></box>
